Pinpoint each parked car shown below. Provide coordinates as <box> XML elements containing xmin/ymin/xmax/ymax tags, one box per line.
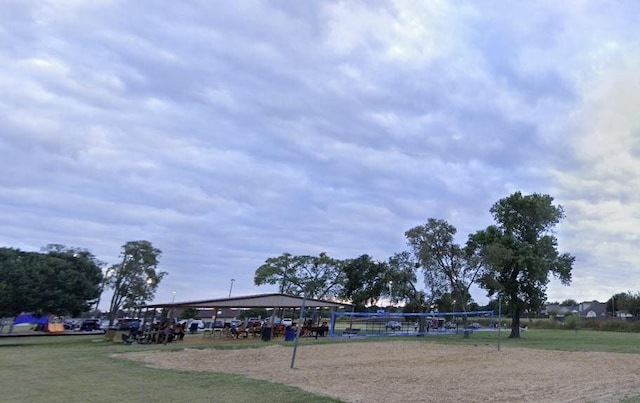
<box><xmin>188</xmin><ymin>319</ymin><xmax>205</xmax><ymax>329</ymax></box>
<box><xmin>246</xmin><ymin>317</ymin><xmax>262</xmax><ymax>327</ymax></box>
<box><xmin>385</xmin><ymin>320</ymin><xmax>402</xmax><ymax>331</ymax></box>
<box><xmin>78</xmin><ymin>319</ymin><xmax>101</xmax><ymax>332</ymax></box>
<box><xmin>63</xmin><ymin>319</ymin><xmax>78</xmax><ymax>330</ymax></box>
<box><xmin>281</xmin><ymin>318</ymin><xmax>293</xmax><ymax>327</ymax></box>
<box><xmin>263</xmin><ymin>317</ymin><xmax>282</xmax><ymax>325</ymax></box>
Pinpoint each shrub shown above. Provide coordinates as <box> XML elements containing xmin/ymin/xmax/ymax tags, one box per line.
<box><xmin>564</xmin><ymin>314</ymin><xmax>580</xmax><ymax>330</ymax></box>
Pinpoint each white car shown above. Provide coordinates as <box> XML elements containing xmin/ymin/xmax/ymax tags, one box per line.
<box><xmin>281</xmin><ymin>318</ymin><xmax>293</xmax><ymax>327</ymax></box>
<box><xmin>189</xmin><ymin>319</ymin><xmax>205</xmax><ymax>329</ymax></box>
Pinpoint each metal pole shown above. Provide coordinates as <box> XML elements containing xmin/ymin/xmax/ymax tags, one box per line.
<box><xmin>169</xmin><ymin>291</ymin><xmax>176</xmax><ymax>320</ymax></box>
<box><xmin>612</xmin><ymin>296</ymin><xmax>615</xmax><ymax>318</ymax></box>
<box><xmin>228</xmin><ymin>279</ymin><xmax>235</xmax><ymax>298</ymax></box>
<box><xmin>94</xmin><ymin>268</ymin><xmax>113</xmax><ymax>318</ymax></box>
<box><xmin>291</xmin><ymin>293</ymin><xmax>307</xmax><ymax>369</ymax></box>
<box><xmin>497</xmin><ymin>296</ymin><xmax>502</xmax><ymax>351</ymax></box>
<box><xmin>94</xmin><ymin>283</ymin><xmax>104</xmax><ymax>318</ymax></box>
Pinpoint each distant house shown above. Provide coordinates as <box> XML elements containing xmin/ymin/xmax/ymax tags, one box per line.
<box><xmin>578</xmin><ymin>301</ymin><xmax>607</xmax><ymax>318</ymax></box>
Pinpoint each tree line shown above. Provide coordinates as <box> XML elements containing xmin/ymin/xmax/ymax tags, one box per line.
<box><xmin>0</xmin><ymin>240</ymin><xmax>164</xmax><ymax>326</ymax></box>
<box><xmin>254</xmin><ymin>191</ymin><xmax>575</xmax><ymax>338</ymax></box>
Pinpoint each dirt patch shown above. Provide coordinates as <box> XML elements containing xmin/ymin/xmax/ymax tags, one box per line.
<box><xmin>118</xmin><ymin>340</ymin><xmax>640</xmax><ymax>402</ymax></box>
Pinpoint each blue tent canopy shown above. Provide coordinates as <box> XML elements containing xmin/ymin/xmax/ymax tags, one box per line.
<box><xmin>14</xmin><ymin>313</ymin><xmax>49</xmax><ymax>326</ymax></box>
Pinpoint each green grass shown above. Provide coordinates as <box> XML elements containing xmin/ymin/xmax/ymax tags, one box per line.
<box><xmin>3</xmin><ymin>329</ymin><xmax>640</xmax><ymax>402</ymax></box>
<box><xmin>0</xmin><ymin>335</ymin><xmax>342</xmax><ymax>403</ymax></box>
<box><xmin>410</xmin><ymin>328</ymin><xmax>640</xmax><ymax>354</ymax></box>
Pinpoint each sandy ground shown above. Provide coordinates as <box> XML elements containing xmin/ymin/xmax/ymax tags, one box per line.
<box><xmin>118</xmin><ymin>340</ymin><xmax>640</xmax><ymax>402</ymax></box>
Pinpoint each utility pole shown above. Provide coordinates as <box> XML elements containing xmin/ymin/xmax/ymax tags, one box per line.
<box><xmin>228</xmin><ymin>279</ymin><xmax>235</xmax><ymax>298</ymax></box>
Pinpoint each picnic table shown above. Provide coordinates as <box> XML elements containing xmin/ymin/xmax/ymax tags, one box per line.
<box><xmin>308</xmin><ymin>326</ymin><xmax>329</xmax><ymax>338</ymax></box>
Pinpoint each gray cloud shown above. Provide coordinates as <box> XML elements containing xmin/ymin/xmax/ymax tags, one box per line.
<box><xmin>2</xmin><ymin>1</ymin><xmax>639</xmax><ymax>306</ymax></box>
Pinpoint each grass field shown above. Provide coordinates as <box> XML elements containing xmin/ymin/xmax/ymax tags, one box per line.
<box><xmin>1</xmin><ymin>329</ymin><xmax>640</xmax><ymax>402</ymax></box>
<box><xmin>0</xmin><ymin>334</ymin><xmax>341</xmax><ymax>403</ymax></box>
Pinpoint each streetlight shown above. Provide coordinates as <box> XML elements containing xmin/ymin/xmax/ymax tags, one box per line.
<box><xmin>228</xmin><ymin>279</ymin><xmax>235</xmax><ymax>298</ymax></box>
<box><xmin>452</xmin><ymin>299</ymin><xmax>457</xmax><ymax>325</ymax></box>
<box><xmin>612</xmin><ymin>296</ymin><xmax>615</xmax><ymax>318</ymax></box>
<box><xmin>94</xmin><ymin>267</ymin><xmax>115</xmax><ymax>318</ymax></box>
<box><xmin>168</xmin><ymin>291</ymin><xmax>176</xmax><ymax>320</ymax></box>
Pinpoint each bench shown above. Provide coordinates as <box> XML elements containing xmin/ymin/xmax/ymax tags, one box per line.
<box><xmin>308</xmin><ymin>326</ymin><xmax>329</xmax><ymax>338</ymax></box>
<box><xmin>342</xmin><ymin>328</ymin><xmax>361</xmax><ymax>335</ymax></box>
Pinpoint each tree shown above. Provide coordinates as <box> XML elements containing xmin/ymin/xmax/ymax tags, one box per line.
<box><xmin>405</xmin><ymin>218</ymin><xmax>482</xmax><ymax>327</ymax></box>
<box><xmin>180</xmin><ymin>307</ymin><xmax>199</xmax><ymax>320</ymax></box>
<box><xmin>254</xmin><ymin>253</ymin><xmax>299</xmax><ymax>294</ymax></box>
<box><xmin>467</xmin><ymin>192</ymin><xmax>574</xmax><ymax>338</ymax></box>
<box><xmin>386</xmin><ymin>251</ymin><xmax>442</xmax><ymax>333</ymax></box>
<box><xmin>40</xmin><ymin>245</ymin><xmax>104</xmax><ymax>316</ymax></box>
<box><xmin>339</xmin><ymin>254</ymin><xmax>390</xmax><ymax>311</ymax></box>
<box><xmin>254</xmin><ymin>252</ymin><xmax>344</xmax><ymax>299</ymax></box>
<box><xmin>608</xmin><ymin>292</ymin><xmax>640</xmax><ymax>317</ymax></box>
<box><xmin>561</xmin><ymin>299</ymin><xmax>578</xmax><ymax>306</ymax></box>
<box><xmin>0</xmin><ymin>246</ymin><xmax>102</xmax><ymax>317</ymax></box>
<box><xmin>626</xmin><ymin>292</ymin><xmax>640</xmax><ymax>317</ymax></box>
<box><xmin>106</xmin><ymin>241</ymin><xmax>165</xmax><ymax>325</ymax></box>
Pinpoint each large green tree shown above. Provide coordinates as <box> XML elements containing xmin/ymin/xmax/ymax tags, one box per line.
<box><xmin>254</xmin><ymin>252</ymin><xmax>344</xmax><ymax>299</ymax></box>
<box><xmin>0</xmin><ymin>245</ymin><xmax>103</xmax><ymax>317</ymax></box>
<box><xmin>386</xmin><ymin>251</ymin><xmax>444</xmax><ymax>332</ymax></box>
<box><xmin>340</xmin><ymin>254</ymin><xmax>389</xmax><ymax>311</ymax></box>
<box><xmin>106</xmin><ymin>240</ymin><xmax>165</xmax><ymax>325</ymax></box>
<box><xmin>608</xmin><ymin>292</ymin><xmax>640</xmax><ymax>317</ymax></box>
<box><xmin>405</xmin><ymin>218</ymin><xmax>481</xmax><ymax>327</ymax></box>
<box><xmin>467</xmin><ymin>192</ymin><xmax>574</xmax><ymax>338</ymax></box>
<box><xmin>254</xmin><ymin>253</ymin><xmax>299</xmax><ymax>294</ymax></box>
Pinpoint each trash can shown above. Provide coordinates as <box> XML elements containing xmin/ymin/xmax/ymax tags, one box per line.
<box><xmin>261</xmin><ymin>326</ymin><xmax>272</xmax><ymax>341</ymax></box>
<box><xmin>284</xmin><ymin>328</ymin><xmax>296</xmax><ymax>341</ymax></box>
<box><xmin>104</xmin><ymin>328</ymin><xmax>117</xmax><ymax>342</ymax></box>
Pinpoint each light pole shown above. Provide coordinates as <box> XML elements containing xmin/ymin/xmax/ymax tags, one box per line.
<box><xmin>228</xmin><ymin>279</ymin><xmax>235</xmax><ymax>298</ymax></box>
<box><xmin>94</xmin><ymin>267</ymin><xmax>115</xmax><ymax>318</ymax></box>
<box><xmin>168</xmin><ymin>291</ymin><xmax>176</xmax><ymax>320</ymax></box>
<box><xmin>612</xmin><ymin>296</ymin><xmax>615</xmax><ymax>318</ymax></box>
<box><xmin>452</xmin><ymin>299</ymin><xmax>457</xmax><ymax>326</ymax></box>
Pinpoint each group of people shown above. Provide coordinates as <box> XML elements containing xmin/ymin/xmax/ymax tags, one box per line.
<box><xmin>227</xmin><ymin>322</ymin><xmax>265</xmax><ymax>338</ymax></box>
<box><xmin>126</xmin><ymin>320</ymin><xmax>186</xmax><ymax>344</ymax></box>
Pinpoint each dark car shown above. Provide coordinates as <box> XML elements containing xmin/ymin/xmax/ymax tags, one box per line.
<box><xmin>63</xmin><ymin>319</ymin><xmax>78</xmax><ymax>330</ymax></box>
<box><xmin>385</xmin><ymin>320</ymin><xmax>402</xmax><ymax>331</ymax></box>
<box><xmin>78</xmin><ymin>319</ymin><xmax>101</xmax><ymax>331</ymax></box>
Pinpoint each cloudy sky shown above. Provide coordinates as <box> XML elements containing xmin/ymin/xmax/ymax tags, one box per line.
<box><xmin>2</xmin><ymin>1</ymin><xmax>639</xmax><ymax>309</ymax></box>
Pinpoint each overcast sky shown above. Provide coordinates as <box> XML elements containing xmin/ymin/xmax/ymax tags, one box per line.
<box><xmin>2</xmin><ymin>1</ymin><xmax>639</xmax><ymax>309</ymax></box>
